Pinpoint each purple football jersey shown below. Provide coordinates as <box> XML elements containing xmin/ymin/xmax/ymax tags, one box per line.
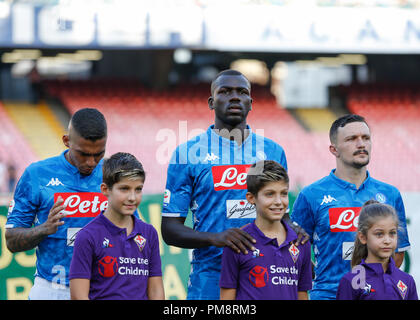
<box><xmin>220</xmin><ymin>221</ymin><xmax>312</xmax><ymax>300</ymax></box>
<box><xmin>69</xmin><ymin>213</ymin><xmax>162</xmax><ymax>300</ymax></box>
<box><xmin>336</xmin><ymin>258</ymin><xmax>418</xmax><ymax>300</ymax></box>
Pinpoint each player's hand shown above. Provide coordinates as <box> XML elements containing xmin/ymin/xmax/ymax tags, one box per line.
<box><xmin>42</xmin><ymin>196</ymin><xmax>67</xmax><ymax>235</ymax></box>
<box><xmin>290</xmin><ymin>221</ymin><xmax>309</xmax><ymax>246</ymax></box>
<box><xmin>211</xmin><ymin>228</ymin><xmax>256</xmax><ymax>254</ymax></box>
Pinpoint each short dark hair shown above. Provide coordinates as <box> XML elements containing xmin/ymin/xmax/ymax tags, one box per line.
<box><xmin>210</xmin><ymin>69</ymin><xmax>250</xmax><ymax>95</ymax></box>
<box><xmin>70</xmin><ymin>108</ymin><xmax>107</xmax><ymax>141</ymax></box>
<box><xmin>246</xmin><ymin>160</ymin><xmax>289</xmax><ymax>196</ymax></box>
<box><xmin>102</xmin><ymin>152</ymin><xmax>145</xmax><ymax>189</ymax></box>
<box><xmin>329</xmin><ymin>114</ymin><xmax>368</xmax><ymax>144</ymax></box>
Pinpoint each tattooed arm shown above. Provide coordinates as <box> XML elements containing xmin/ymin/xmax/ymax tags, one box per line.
<box><xmin>5</xmin><ymin>197</ymin><xmax>67</xmax><ymax>253</ymax></box>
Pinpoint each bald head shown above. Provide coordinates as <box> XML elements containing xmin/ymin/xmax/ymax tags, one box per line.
<box><xmin>210</xmin><ymin>69</ymin><xmax>250</xmax><ymax>96</ymax></box>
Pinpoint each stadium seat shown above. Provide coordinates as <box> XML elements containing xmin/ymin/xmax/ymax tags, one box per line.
<box><xmin>0</xmin><ymin>102</ymin><xmax>38</xmax><ymax>187</ymax></box>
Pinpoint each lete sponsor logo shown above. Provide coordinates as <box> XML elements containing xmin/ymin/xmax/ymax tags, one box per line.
<box><xmin>54</xmin><ymin>192</ymin><xmax>108</xmax><ymax>218</ymax></box>
<box><xmin>329</xmin><ymin>207</ymin><xmax>361</xmax><ymax>232</ymax></box>
<box><xmin>212</xmin><ymin>164</ymin><xmax>251</xmax><ymax>191</ymax></box>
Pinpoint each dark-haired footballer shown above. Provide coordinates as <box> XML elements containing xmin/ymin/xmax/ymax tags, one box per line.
<box><xmin>5</xmin><ymin>108</ymin><xmax>112</xmax><ymax>300</ymax></box>
<box><xmin>291</xmin><ymin>114</ymin><xmax>411</xmax><ymax>300</ymax></box>
<box><xmin>161</xmin><ymin>70</ymin><xmax>301</xmax><ymax>300</ymax></box>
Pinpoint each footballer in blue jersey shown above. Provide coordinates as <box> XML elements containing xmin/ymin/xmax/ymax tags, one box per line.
<box><xmin>6</xmin><ymin>151</ymin><xmax>106</xmax><ymax>283</ymax></box>
<box><xmin>5</xmin><ymin>108</ymin><xmax>108</xmax><ymax>299</ymax></box>
<box><xmin>291</xmin><ymin>115</ymin><xmax>410</xmax><ymax>300</ymax></box>
<box><xmin>161</xmin><ymin>70</ymin><xmax>290</xmax><ymax>300</ymax></box>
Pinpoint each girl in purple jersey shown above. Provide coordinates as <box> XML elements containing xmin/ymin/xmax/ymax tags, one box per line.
<box><xmin>336</xmin><ymin>200</ymin><xmax>417</xmax><ymax>300</ymax></box>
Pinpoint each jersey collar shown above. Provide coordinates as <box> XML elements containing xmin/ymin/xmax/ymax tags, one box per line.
<box><xmin>249</xmin><ymin>220</ymin><xmax>298</xmax><ymax>247</ymax></box>
<box><xmin>360</xmin><ymin>256</ymin><xmax>397</xmax><ymax>275</ymax></box>
<box><xmin>99</xmin><ymin>211</ymin><xmax>144</xmax><ymax>239</ymax></box>
<box><xmin>329</xmin><ymin>169</ymin><xmax>371</xmax><ymax>191</ymax></box>
<box><xmin>208</xmin><ymin>124</ymin><xmax>253</xmax><ymax>148</ymax></box>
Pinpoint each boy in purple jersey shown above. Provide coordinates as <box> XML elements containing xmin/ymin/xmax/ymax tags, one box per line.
<box><xmin>69</xmin><ymin>152</ymin><xmax>164</xmax><ymax>300</ymax></box>
<box><xmin>220</xmin><ymin>161</ymin><xmax>312</xmax><ymax>300</ymax></box>
<box><xmin>337</xmin><ymin>201</ymin><xmax>417</xmax><ymax>300</ymax></box>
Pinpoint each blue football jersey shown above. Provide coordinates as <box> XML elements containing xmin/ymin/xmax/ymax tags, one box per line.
<box><xmin>291</xmin><ymin>170</ymin><xmax>410</xmax><ymax>300</ymax></box>
<box><xmin>6</xmin><ymin>150</ymin><xmax>108</xmax><ymax>286</ymax></box>
<box><xmin>162</xmin><ymin>125</ymin><xmax>287</xmax><ymax>299</ymax></box>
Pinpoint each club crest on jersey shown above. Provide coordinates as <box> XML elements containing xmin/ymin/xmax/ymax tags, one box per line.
<box><xmin>134</xmin><ymin>234</ymin><xmax>146</xmax><ymax>251</ymax></box>
<box><xmin>397</xmin><ymin>280</ymin><xmax>408</xmax><ymax>299</ymax></box>
<box><xmin>289</xmin><ymin>243</ymin><xmax>300</xmax><ymax>263</ymax></box>
<box><xmin>375</xmin><ymin>193</ymin><xmax>386</xmax><ymax>203</ymax></box>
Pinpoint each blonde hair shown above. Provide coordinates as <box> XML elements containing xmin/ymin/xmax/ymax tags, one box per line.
<box><xmin>351</xmin><ymin>200</ymin><xmax>400</xmax><ymax>268</ymax></box>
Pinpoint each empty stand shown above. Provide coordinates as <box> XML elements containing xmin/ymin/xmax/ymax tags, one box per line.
<box><xmin>4</xmin><ymin>102</ymin><xmax>66</xmax><ymax>160</ymax></box>
<box><xmin>0</xmin><ymin>102</ymin><xmax>38</xmax><ymax>189</ymax></box>
<box><xmin>344</xmin><ymin>83</ymin><xmax>420</xmax><ymax>191</ymax></box>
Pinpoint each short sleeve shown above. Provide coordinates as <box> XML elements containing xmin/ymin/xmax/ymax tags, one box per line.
<box><xmin>336</xmin><ymin>276</ymin><xmax>357</xmax><ymax>300</ymax></box>
<box><xmin>161</xmin><ymin>146</ymin><xmax>194</xmax><ymax>218</ymax></box>
<box><xmin>298</xmin><ymin>242</ymin><xmax>313</xmax><ymax>291</ymax></box>
<box><xmin>69</xmin><ymin>229</ymin><xmax>94</xmax><ymax>280</ymax></box>
<box><xmin>148</xmin><ymin>226</ymin><xmax>162</xmax><ymax>277</ymax></box>
<box><xmin>219</xmin><ymin>247</ymin><xmax>240</xmax><ymax>289</ymax></box>
<box><xmin>276</xmin><ymin>144</ymin><xmax>288</xmax><ymax>172</ymax></box>
<box><xmin>394</xmin><ymin>191</ymin><xmax>410</xmax><ymax>252</ymax></box>
<box><xmin>5</xmin><ymin>166</ymin><xmax>39</xmax><ymax>229</ymax></box>
<box><xmin>407</xmin><ymin>275</ymin><xmax>418</xmax><ymax>300</ymax></box>
<box><xmin>291</xmin><ymin>191</ymin><xmax>316</xmax><ymax>241</ymax></box>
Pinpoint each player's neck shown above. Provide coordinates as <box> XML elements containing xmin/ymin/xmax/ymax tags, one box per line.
<box><xmin>255</xmin><ymin>217</ymin><xmax>286</xmax><ymax>245</ymax></box>
<box><xmin>103</xmin><ymin>209</ymin><xmax>134</xmax><ymax>235</ymax></box>
<box><xmin>213</xmin><ymin>121</ymin><xmax>250</xmax><ymax>144</ymax></box>
<box><xmin>334</xmin><ymin>164</ymin><xmax>367</xmax><ymax>189</ymax></box>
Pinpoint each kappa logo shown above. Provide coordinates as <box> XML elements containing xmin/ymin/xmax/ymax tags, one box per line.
<box><xmin>320</xmin><ymin>195</ymin><xmax>337</xmax><ymax>205</ymax></box>
<box><xmin>46</xmin><ymin>178</ymin><xmax>64</xmax><ymax>186</ymax></box>
<box><xmin>204</xmin><ymin>152</ymin><xmax>220</xmax><ymax>162</ymax></box>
